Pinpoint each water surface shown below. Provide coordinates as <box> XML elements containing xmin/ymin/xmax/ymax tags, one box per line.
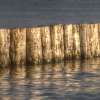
<box><xmin>0</xmin><ymin>59</ymin><xmax>100</xmax><ymax>100</ymax></box>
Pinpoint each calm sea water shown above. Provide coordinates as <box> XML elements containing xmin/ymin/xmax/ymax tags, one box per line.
<box><xmin>0</xmin><ymin>0</ymin><xmax>100</xmax><ymax>28</ymax></box>
<box><xmin>0</xmin><ymin>58</ymin><xmax>100</xmax><ymax>100</ymax></box>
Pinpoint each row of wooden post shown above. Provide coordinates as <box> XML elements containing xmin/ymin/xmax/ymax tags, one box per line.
<box><xmin>0</xmin><ymin>24</ymin><xmax>100</xmax><ymax>66</ymax></box>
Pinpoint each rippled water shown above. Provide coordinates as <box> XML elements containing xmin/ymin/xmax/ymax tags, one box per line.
<box><xmin>0</xmin><ymin>59</ymin><xmax>100</xmax><ymax>100</ymax></box>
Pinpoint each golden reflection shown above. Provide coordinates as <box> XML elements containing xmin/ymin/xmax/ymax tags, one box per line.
<box><xmin>0</xmin><ymin>67</ymin><xmax>10</xmax><ymax>91</ymax></box>
<box><xmin>0</xmin><ymin>67</ymin><xmax>9</xmax><ymax>80</ymax></box>
<box><xmin>64</xmin><ymin>60</ymin><xmax>80</xmax><ymax>77</ymax></box>
<box><xmin>26</xmin><ymin>65</ymin><xmax>42</xmax><ymax>79</ymax></box>
<box><xmin>29</xmin><ymin>96</ymin><xmax>44</xmax><ymax>100</ymax></box>
<box><xmin>80</xmin><ymin>59</ymin><xmax>100</xmax><ymax>73</ymax></box>
<box><xmin>40</xmin><ymin>64</ymin><xmax>53</xmax><ymax>86</ymax></box>
<box><xmin>0</xmin><ymin>59</ymin><xmax>100</xmax><ymax>99</ymax></box>
<box><xmin>10</xmin><ymin>66</ymin><xmax>26</xmax><ymax>79</ymax></box>
<box><xmin>64</xmin><ymin>61</ymin><xmax>81</xmax><ymax>92</ymax></box>
<box><xmin>75</xmin><ymin>59</ymin><xmax>100</xmax><ymax>94</ymax></box>
<box><xmin>52</xmin><ymin>63</ymin><xmax>64</xmax><ymax>79</ymax></box>
<box><xmin>0</xmin><ymin>67</ymin><xmax>10</xmax><ymax>100</ymax></box>
<box><xmin>0</xmin><ymin>97</ymin><xmax>11</xmax><ymax>100</ymax></box>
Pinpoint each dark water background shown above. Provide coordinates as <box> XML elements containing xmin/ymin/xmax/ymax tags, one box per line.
<box><xmin>0</xmin><ymin>58</ymin><xmax>100</xmax><ymax>100</ymax></box>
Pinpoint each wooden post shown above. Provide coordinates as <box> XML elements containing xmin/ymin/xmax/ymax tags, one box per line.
<box><xmin>90</xmin><ymin>24</ymin><xmax>100</xmax><ymax>57</ymax></box>
<box><xmin>72</xmin><ymin>25</ymin><xmax>80</xmax><ymax>59</ymax></box>
<box><xmin>0</xmin><ymin>29</ymin><xmax>10</xmax><ymax>66</ymax></box>
<box><xmin>40</xmin><ymin>26</ymin><xmax>52</xmax><ymax>63</ymax></box>
<box><xmin>50</xmin><ymin>24</ymin><xmax>64</xmax><ymax>62</ymax></box>
<box><xmin>26</xmin><ymin>27</ymin><xmax>42</xmax><ymax>64</ymax></box>
<box><xmin>98</xmin><ymin>24</ymin><xmax>100</xmax><ymax>56</ymax></box>
<box><xmin>64</xmin><ymin>24</ymin><xmax>74</xmax><ymax>59</ymax></box>
<box><xmin>79</xmin><ymin>24</ymin><xmax>92</xmax><ymax>58</ymax></box>
<box><xmin>10</xmin><ymin>28</ymin><xmax>26</xmax><ymax>65</ymax></box>
<box><xmin>80</xmin><ymin>24</ymin><xmax>100</xmax><ymax>58</ymax></box>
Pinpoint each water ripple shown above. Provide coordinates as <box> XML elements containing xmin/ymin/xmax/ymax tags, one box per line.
<box><xmin>0</xmin><ymin>59</ymin><xmax>100</xmax><ymax>100</ymax></box>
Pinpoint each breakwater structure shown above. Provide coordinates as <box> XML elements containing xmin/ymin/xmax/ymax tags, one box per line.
<box><xmin>0</xmin><ymin>24</ymin><xmax>100</xmax><ymax>66</ymax></box>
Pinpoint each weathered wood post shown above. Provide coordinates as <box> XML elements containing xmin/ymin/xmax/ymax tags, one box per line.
<box><xmin>72</xmin><ymin>25</ymin><xmax>80</xmax><ymax>59</ymax></box>
<box><xmin>80</xmin><ymin>24</ymin><xmax>100</xmax><ymax>58</ymax></box>
<box><xmin>0</xmin><ymin>29</ymin><xmax>10</xmax><ymax>66</ymax></box>
<box><xmin>64</xmin><ymin>24</ymin><xmax>80</xmax><ymax>59</ymax></box>
<box><xmin>26</xmin><ymin>27</ymin><xmax>42</xmax><ymax>64</ymax></box>
<box><xmin>90</xmin><ymin>24</ymin><xmax>100</xmax><ymax>57</ymax></box>
<box><xmin>64</xmin><ymin>24</ymin><xmax>74</xmax><ymax>59</ymax></box>
<box><xmin>50</xmin><ymin>24</ymin><xmax>64</xmax><ymax>62</ymax></box>
<box><xmin>40</xmin><ymin>26</ymin><xmax>52</xmax><ymax>63</ymax></box>
<box><xmin>98</xmin><ymin>24</ymin><xmax>100</xmax><ymax>56</ymax></box>
<box><xmin>10</xmin><ymin>28</ymin><xmax>26</xmax><ymax>65</ymax></box>
<box><xmin>79</xmin><ymin>24</ymin><xmax>91</xmax><ymax>58</ymax></box>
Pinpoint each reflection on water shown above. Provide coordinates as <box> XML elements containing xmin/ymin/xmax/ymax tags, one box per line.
<box><xmin>0</xmin><ymin>59</ymin><xmax>100</xmax><ymax>100</ymax></box>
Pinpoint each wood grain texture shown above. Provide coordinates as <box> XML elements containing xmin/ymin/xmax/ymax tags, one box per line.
<box><xmin>40</xmin><ymin>26</ymin><xmax>52</xmax><ymax>63</ymax></box>
<box><xmin>79</xmin><ymin>24</ymin><xmax>100</xmax><ymax>58</ymax></box>
<box><xmin>72</xmin><ymin>25</ymin><xmax>80</xmax><ymax>58</ymax></box>
<box><xmin>0</xmin><ymin>29</ymin><xmax>10</xmax><ymax>66</ymax></box>
<box><xmin>64</xmin><ymin>24</ymin><xmax>74</xmax><ymax>59</ymax></box>
<box><xmin>10</xmin><ymin>28</ymin><xmax>26</xmax><ymax>65</ymax></box>
<box><xmin>26</xmin><ymin>27</ymin><xmax>42</xmax><ymax>64</ymax></box>
<box><xmin>50</xmin><ymin>24</ymin><xmax>64</xmax><ymax>62</ymax></box>
<box><xmin>0</xmin><ymin>23</ymin><xmax>100</xmax><ymax>66</ymax></box>
<box><xmin>79</xmin><ymin>24</ymin><xmax>90</xmax><ymax>58</ymax></box>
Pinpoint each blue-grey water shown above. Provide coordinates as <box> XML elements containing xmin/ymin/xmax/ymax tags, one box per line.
<box><xmin>0</xmin><ymin>0</ymin><xmax>100</xmax><ymax>28</ymax></box>
<box><xmin>0</xmin><ymin>59</ymin><xmax>100</xmax><ymax>100</ymax></box>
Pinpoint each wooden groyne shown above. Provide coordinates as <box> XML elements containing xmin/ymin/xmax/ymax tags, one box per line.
<box><xmin>0</xmin><ymin>24</ymin><xmax>100</xmax><ymax>66</ymax></box>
